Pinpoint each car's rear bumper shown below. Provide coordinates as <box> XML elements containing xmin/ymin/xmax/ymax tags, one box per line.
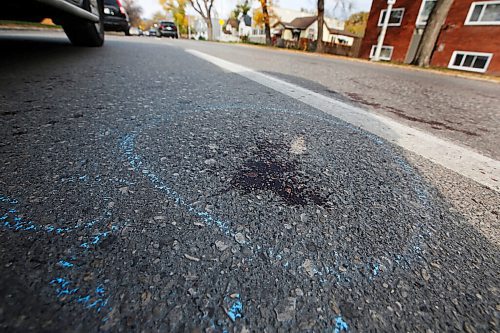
<box><xmin>103</xmin><ymin>16</ymin><xmax>128</xmax><ymax>32</ymax></box>
<box><xmin>160</xmin><ymin>30</ymin><xmax>177</xmax><ymax>37</ymax></box>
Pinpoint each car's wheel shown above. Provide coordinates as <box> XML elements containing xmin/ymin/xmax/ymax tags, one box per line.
<box><xmin>125</xmin><ymin>29</ymin><xmax>131</xmax><ymax>36</ymax></box>
<box><xmin>62</xmin><ymin>0</ymin><xmax>104</xmax><ymax>47</ymax></box>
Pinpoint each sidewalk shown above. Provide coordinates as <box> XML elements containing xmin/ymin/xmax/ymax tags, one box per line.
<box><xmin>234</xmin><ymin>41</ymin><xmax>500</xmax><ymax>84</ymax></box>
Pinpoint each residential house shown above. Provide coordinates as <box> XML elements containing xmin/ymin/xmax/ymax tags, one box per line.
<box><xmin>249</xmin><ymin>7</ymin><xmax>345</xmax><ymax>43</ymax></box>
<box><xmin>328</xmin><ymin>28</ymin><xmax>359</xmax><ymax>46</ymax></box>
<box><xmin>224</xmin><ymin>18</ymin><xmax>239</xmax><ymax>35</ymax></box>
<box><xmin>360</xmin><ymin>0</ymin><xmax>500</xmax><ymax>75</ymax></box>
<box><xmin>239</xmin><ymin>14</ymin><xmax>252</xmax><ymax>37</ymax></box>
<box><xmin>274</xmin><ymin>16</ymin><xmax>354</xmax><ymax>45</ymax></box>
<box><xmin>270</xmin><ymin>7</ymin><xmax>344</xmax><ymax>30</ymax></box>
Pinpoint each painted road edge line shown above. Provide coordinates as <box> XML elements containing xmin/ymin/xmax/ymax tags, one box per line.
<box><xmin>185</xmin><ymin>49</ymin><xmax>499</xmax><ymax>193</ymax></box>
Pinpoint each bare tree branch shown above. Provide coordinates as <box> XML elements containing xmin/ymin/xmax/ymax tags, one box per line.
<box><xmin>187</xmin><ymin>0</ymin><xmax>214</xmax><ymax>40</ymax></box>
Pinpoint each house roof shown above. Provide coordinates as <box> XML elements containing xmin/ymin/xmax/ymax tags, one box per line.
<box><xmin>272</xmin><ymin>21</ymin><xmax>287</xmax><ymax>28</ymax></box>
<box><xmin>287</xmin><ymin>16</ymin><xmax>317</xmax><ymax>30</ymax></box>
<box><xmin>328</xmin><ymin>28</ymin><xmax>360</xmax><ymax>38</ymax></box>
<box><xmin>226</xmin><ymin>18</ymin><xmax>238</xmax><ymax>28</ymax></box>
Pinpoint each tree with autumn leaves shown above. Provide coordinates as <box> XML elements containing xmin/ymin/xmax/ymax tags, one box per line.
<box><xmin>160</xmin><ymin>0</ymin><xmax>189</xmax><ymax>36</ymax></box>
<box><xmin>258</xmin><ymin>0</ymin><xmax>272</xmax><ymax>45</ymax></box>
<box><xmin>159</xmin><ymin>0</ymin><xmax>214</xmax><ymax>40</ymax></box>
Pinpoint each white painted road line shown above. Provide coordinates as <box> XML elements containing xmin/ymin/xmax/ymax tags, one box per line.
<box><xmin>186</xmin><ymin>49</ymin><xmax>500</xmax><ymax>192</ymax></box>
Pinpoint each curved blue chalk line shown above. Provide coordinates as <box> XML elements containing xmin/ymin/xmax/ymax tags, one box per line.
<box><xmin>51</xmin><ymin>278</ymin><xmax>111</xmax><ymax>313</ymax></box>
<box><xmin>0</xmin><ymin>195</ymin><xmax>119</xmax><ymax>319</ymax></box>
<box><xmin>0</xmin><ymin>195</ymin><xmax>18</xmax><ymax>205</ymax></box>
<box><xmin>120</xmin><ymin>134</ymin><xmax>234</xmax><ymax>236</ymax></box>
<box><xmin>334</xmin><ymin>315</ymin><xmax>349</xmax><ymax>332</ymax></box>
<box><xmin>225</xmin><ymin>293</ymin><xmax>243</xmax><ymax>322</ymax></box>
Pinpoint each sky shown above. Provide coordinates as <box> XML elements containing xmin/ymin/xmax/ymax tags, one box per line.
<box><xmin>139</xmin><ymin>0</ymin><xmax>373</xmax><ymax>20</ymax></box>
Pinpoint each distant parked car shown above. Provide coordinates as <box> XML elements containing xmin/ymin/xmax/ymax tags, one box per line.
<box><xmin>148</xmin><ymin>28</ymin><xmax>158</xmax><ymax>37</ymax></box>
<box><xmin>158</xmin><ymin>20</ymin><xmax>178</xmax><ymax>38</ymax></box>
<box><xmin>103</xmin><ymin>0</ymin><xmax>130</xmax><ymax>35</ymax></box>
<box><xmin>2</xmin><ymin>0</ymin><xmax>105</xmax><ymax>46</ymax></box>
<box><xmin>129</xmin><ymin>27</ymin><xmax>143</xmax><ymax>36</ymax></box>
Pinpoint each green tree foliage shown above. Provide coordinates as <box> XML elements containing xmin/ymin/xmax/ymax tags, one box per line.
<box><xmin>230</xmin><ymin>1</ymin><xmax>251</xmax><ymax>19</ymax></box>
<box><xmin>344</xmin><ymin>11</ymin><xmax>368</xmax><ymax>36</ymax></box>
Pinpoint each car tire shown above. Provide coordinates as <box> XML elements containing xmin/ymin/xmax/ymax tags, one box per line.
<box><xmin>62</xmin><ymin>0</ymin><xmax>104</xmax><ymax>47</ymax></box>
<box><xmin>125</xmin><ymin>29</ymin><xmax>131</xmax><ymax>36</ymax></box>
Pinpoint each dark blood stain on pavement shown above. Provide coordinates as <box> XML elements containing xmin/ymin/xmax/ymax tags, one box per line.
<box><xmin>232</xmin><ymin>141</ymin><xmax>327</xmax><ymax>206</ymax></box>
<box><xmin>346</xmin><ymin>92</ymin><xmax>479</xmax><ymax>136</ymax></box>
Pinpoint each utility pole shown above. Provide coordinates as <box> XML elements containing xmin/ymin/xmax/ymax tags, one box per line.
<box><xmin>373</xmin><ymin>0</ymin><xmax>395</xmax><ymax>61</ymax></box>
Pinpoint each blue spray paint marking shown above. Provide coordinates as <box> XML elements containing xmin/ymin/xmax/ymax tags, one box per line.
<box><xmin>120</xmin><ymin>134</ymin><xmax>234</xmax><ymax>237</ymax></box>
<box><xmin>225</xmin><ymin>294</ymin><xmax>243</xmax><ymax>322</ymax></box>
<box><xmin>333</xmin><ymin>316</ymin><xmax>349</xmax><ymax>333</ymax></box>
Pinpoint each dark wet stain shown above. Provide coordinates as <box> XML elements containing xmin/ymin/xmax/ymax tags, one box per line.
<box><xmin>12</xmin><ymin>130</ymin><xmax>27</xmax><ymax>136</ymax></box>
<box><xmin>347</xmin><ymin>92</ymin><xmax>383</xmax><ymax>108</ymax></box>
<box><xmin>232</xmin><ymin>141</ymin><xmax>328</xmax><ymax>206</ymax></box>
<box><xmin>346</xmin><ymin>92</ymin><xmax>480</xmax><ymax>137</ymax></box>
<box><xmin>0</xmin><ymin>111</ymin><xmax>17</xmax><ymax>117</ymax></box>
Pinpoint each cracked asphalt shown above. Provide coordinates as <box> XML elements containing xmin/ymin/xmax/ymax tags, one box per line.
<box><xmin>0</xmin><ymin>31</ymin><xmax>499</xmax><ymax>332</ymax></box>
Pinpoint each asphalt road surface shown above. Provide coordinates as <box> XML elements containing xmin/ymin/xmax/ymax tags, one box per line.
<box><xmin>0</xmin><ymin>31</ymin><xmax>499</xmax><ymax>332</ymax></box>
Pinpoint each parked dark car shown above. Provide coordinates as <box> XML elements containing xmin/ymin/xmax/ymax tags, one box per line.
<box><xmin>1</xmin><ymin>0</ymin><xmax>105</xmax><ymax>46</ymax></box>
<box><xmin>158</xmin><ymin>20</ymin><xmax>178</xmax><ymax>38</ymax></box>
<box><xmin>103</xmin><ymin>0</ymin><xmax>130</xmax><ymax>35</ymax></box>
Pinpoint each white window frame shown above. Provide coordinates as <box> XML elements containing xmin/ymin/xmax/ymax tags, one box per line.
<box><xmin>416</xmin><ymin>0</ymin><xmax>437</xmax><ymax>26</ymax></box>
<box><xmin>370</xmin><ymin>45</ymin><xmax>394</xmax><ymax>61</ymax></box>
<box><xmin>448</xmin><ymin>51</ymin><xmax>493</xmax><ymax>73</ymax></box>
<box><xmin>378</xmin><ymin>8</ymin><xmax>405</xmax><ymax>27</ymax></box>
<box><xmin>465</xmin><ymin>1</ymin><xmax>500</xmax><ymax>25</ymax></box>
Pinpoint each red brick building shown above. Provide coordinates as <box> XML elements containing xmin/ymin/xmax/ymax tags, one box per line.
<box><xmin>360</xmin><ymin>0</ymin><xmax>500</xmax><ymax>75</ymax></box>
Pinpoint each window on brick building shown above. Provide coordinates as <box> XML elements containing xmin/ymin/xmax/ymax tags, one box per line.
<box><xmin>417</xmin><ymin>0</ymin><xmax>437</xmax><ymax>26</ymax></box>
<box><xmin>370</xmin><ymin>45</ymin><xmax>394</xmax><ymax>61</ymax></box>
<box><xmin>448</xmin><ymin>51</ymin><xmax>493</xmax><ymax>73</ymax></box>
<box><xmin>378</xmin><ymin>8</ymin><xmax>405</xmax><ymax>26</ymax></box>
<box><xmin>465</xmin><ymin>1</ymin><xmax>500</xmax><ymax>25</ymax></box>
